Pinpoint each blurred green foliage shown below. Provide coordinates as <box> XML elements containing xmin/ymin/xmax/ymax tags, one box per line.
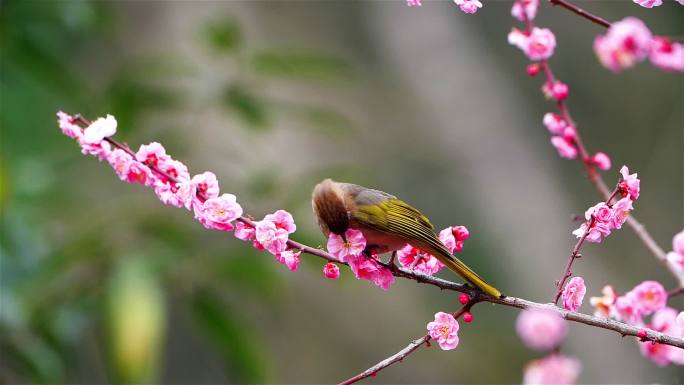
<box><xmin>0</xmin><ymin>1</ymin><xmax>354</xmax><ymax>383</ymax></box>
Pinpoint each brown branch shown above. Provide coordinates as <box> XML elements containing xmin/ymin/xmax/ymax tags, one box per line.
<box><xmin>548</xmin><ymin>0</ymin><xmax>611</xmax><ymax>28</ymax></box>
<box><xmin>668</xmin><ymin>286</ymin><xmax>684</xmax><ymax>299</ymax></box>
<box><xmin>67</xmin><ymin>115</ymin><xmax>684</xmax><ymax>350</ymax></box>
<box><xmin>338</xmin><ymin>304</ymin><xmax>474</xmax><ymax>385</ymax></box>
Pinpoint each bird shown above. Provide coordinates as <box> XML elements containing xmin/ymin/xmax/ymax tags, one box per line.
<box><xmin>312</xmin><ymin>178</ymin><xmax>502</xmax><ymax>298</ymax></box>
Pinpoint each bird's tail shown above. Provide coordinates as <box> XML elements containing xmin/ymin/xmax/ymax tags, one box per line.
<box><xmin>419</xmin><ymin>238</ymin><xmax>503</xmax><ymax>298</ymax></box>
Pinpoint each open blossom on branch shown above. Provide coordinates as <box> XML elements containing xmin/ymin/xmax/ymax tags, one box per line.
<box><xmin>511</xmin><ymin>0</ymin><xmax>539</xmax><ymax>22</ymax></box>
<box><xmin>427</xmin><ymin>312</ymin><xmax>460</xmax><ymax>350</ymax></box>
<box><xmin>562</xmin><ymin>276</ymin><xmax>586</xmax><ymax>312</ymax></box>
<box><xmin>593</xmin><ymin>17</ymin><xmax>652</xmax><ymax>72</ymax></box>
<box><xmin>255</xmin><ymin>210</ymin><xmax>296</xmax><ymax>255</ymax></box>
<box><xmin>454</xmin><ymin>0</ymin><xmax>482</xmax><ymax>14</ymax></box>
<box><xmin>197</xmin><ymin>194</ymin><xmax>243</xmax><ymax>231</ymax></box>
<box><xmin>542</xmin><ymin>80</ymin><xmax>569</xmax><ymax>101</ymax></box>
<box><xmin>523</xmin><ymin>354</ymin><xmax>581</xmax><ymax>385</ymax></box>
<box><xmin>327</xmin><ymin>228</ymin><xmax>366</xmax><ymax>262</ymax></box>
<box><xmin>516</xmin><ymin>308</ymin><xmax>567</xmax><ymax>351</ymax></box>
<box><xmin>619</xmin><ymin>165</ymin><xmax>640</xmax><ymax>200</ymax></box>
<box><xmin>508</xmin><ymin>27</ymin><xmax>556</xmax><ymax>61</ymax></box>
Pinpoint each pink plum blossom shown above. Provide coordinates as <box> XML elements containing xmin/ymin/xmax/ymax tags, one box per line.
<box><xmin>347</xmin><ymin>253</ymin><xmax>395</xmax><ymax>290</ymax></box>
<box><xmin>590</xmin><ymin>285</ymin><xmax>617</xmax><ymax>318</ymax></box>
<box><xmin>83</xmin><ymin>114</ymin><xmax>117</xmax><ymax>144</ymax></box>
<box><xmin>234</xmin><ymin>221</ymin><xmax>255</xmax><ymax>241</ymax></box>
<box><xmin>438</xmin><ymin>227</ymin><xmax>466</xmax><ymax>253</ymax></box>
<box><xmin>327</xmin><ymin>228</ymin><xmax>366</xmax><ymax>262</ymax></box>
<box><xmin>264</xmin><ymin>209</ymin><xmax>297</xmax><ymax>233</ymax></box>
<box><xmin>649</xmin><ymin>37</ymin><xmax>684</xmax><ymax>72</ymax></box>
<box><xmin>523</xmin><ymin>354</ymin><xmax>581</xmax><ymax>385</ymax></box>
<box><xmin>255</xmin><ymin>219</ymin><xmax>289</xmax><ymax>255</ymax></box>
<box><xmin>511</xmin><ymin>0</ymin><xmax>539</xmax><ymax>22</ymax></box>
<box><xmin>323</xmin><ymin>263</ymin><xmax>340</xmax><ymax>279</ymax></box>
<box><xmin>454</xmin><ymin>0</ymin><xmax>482</xmax><ymax>14</ymax></box>
<box><xmin>452</xmin><ymin>225</ymin><xmax>469</xmax><ymax>241</ymax></box>
<box><xmin>639</xmin><ymin>307</ymin><xmax>683</xmax><ymax>366</ymax></box>
<box><xmin>592</xmin><ymin>152</ymin><xmax>612</xmax><ymax>170</ymax></box>
<box><xmin>427</xmin><ymin>312</ymin><xmax>460</xmax><ymax>350</ymax></box>
<box><xmin>550</xmin><ymin>136</ymin><xmax>578</xmax><ymax>159</ymax></box>
<box><xmin>508</xmin><ymin>27</ymin><xmax>556</xmax><ymax>61</ymax></box>
<box><xmin>633</xmin><ymin>0</ymin><xmax>662</xmax><ymax>7</ymax></box>
<box><xmin>562</xmin><ymin>276</ymin><xmax>586</xmax><ymax>312</ymax></box>
<box><xmin>629</xmin><ymin>280</ymin><xmax>666</xmax><ymax>315</ymax></box>
<box><xmin>667</xmin><ymin>230</ymin><xmax>684</xmax><ymax>281</ymax></box>
<box><xmin>406</xmin><ymin>0</ymin><xmax>421</xmax><ymax>6</ymax></box>
<box><xmin>543</xmin><ymin>113</ymin><xmax>567</xmax><ymax>135</ymax></box>
<box><xmin>56</xmin><ymin>111</ymin><xmax>83</xmax><ymax>139</ymax></box>
<box><xmin>613</xmin><ymin>294</ymin><xmax>643</xmax><ymax>325</ymax></box>
<box><xmin>191</xmin><ymin>171</ymin><xmax>220</xmax><ymax>201</ymax></box>
<box><xmin>619</xmin><ymin>165</ymin><xmax>640</xmax><ymax>200</ymax></box>
<box><xmin>516</xmin><ymin>308</ymin><xmax>568</xmax><ymax>351</ymax></box>
<box><xmin>611</xmin><ymin>197</ymin><xmax>633</xmax><ymax>230</ymax></box>
<box><xmin>106</xmin><ymin>149</ymin><xmax>153</xmax><ymax>185</ymax></box>
<box><xmin>275</xmin><ymin>249</ymin><xmax>301</xmax><ymax>271</ymax></box>
<box><xmin>593</xmin><ymin>17</ymin><xmax>652</xmax><ymax>72</ymax></box>
<box><xmin>197</xmin><ymin>194</ymin><xmax>243</xmax><ymax>231</ymax></box>
<box><xmin>136</xmin><ymin>142</ymin><xmax>170</xmax><ymax>167</ymax></box>
<box><xmin>397</xmin><ymin>245</ymin><xmax>444</xmax><ymax>276</ymax></box>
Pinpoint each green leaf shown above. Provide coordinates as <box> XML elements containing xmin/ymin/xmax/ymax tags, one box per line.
<box><xmin>223</xmin><ymin>85</ymin><xmax>268</xmax><ymax>129</ymax></box>
<box><xmin>251</xmin><ymin>50</ymin><xmax>351</xmax><ymax>81</ymax></box>
<box><xmin>191</xmin><ymin>292</ymin><xmax>268</xmax><ymax>384</ymax></box>
<box><xmin>202</xmin><ymin>19</ymin><xmax>241</xmax><ymax>53</ymax></box>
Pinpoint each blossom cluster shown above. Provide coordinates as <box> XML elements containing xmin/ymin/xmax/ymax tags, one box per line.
<box><xmin>572</xmin><ymin>166</ymin><xmax>639</xmax><ymax>243</ymax></box>
<box><xmin>594</xmin><ymin>17</ymin><xmax>684</xmax><ymax>73</ymax></box>
<box><xmin>396</xmin><ymin>225</ymin><xmax>470</xmax><ymax>275</ymax></box>
<box><xmin>57</xmin><ymin>111</ymin><xmax>307</xmax><ymax>272</ymax></box>
<box><xmin>589</xmin><ymin>280</ymin><xmax>684</xmax><ymax>366</ymax></box>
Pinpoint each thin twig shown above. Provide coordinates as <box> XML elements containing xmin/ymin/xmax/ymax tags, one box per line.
<box><xmin>69</xmin><ymin>116</ymin><xmax>684</xmax><ymax>349</ymax></box>
<box><xmin>338</xmin><ymin>305</ymin><xmax>473</xmax><ymax>385</ymax></box>
<box><xmin>553</xmin><ymin>186</ymin><xmax>620</xmax><ymax>304</ymax></box>
<box><xmin>668</xmin><ymin>286</ymin><xmax>684</xmax><ymax>299</ymax></box>
<box><xmin>548</xmin><ymin>0</ymin><xmax>611</xmax><ymax>28</ymax></box>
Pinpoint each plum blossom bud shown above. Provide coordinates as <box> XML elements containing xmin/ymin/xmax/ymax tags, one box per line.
<box><xmin>543</xmin><ymin>113</ymin><xmax>567</xmax><ymax>135</ymax></box>
<box><xmin>633</xmin><ymin>0</ymin><xmax>662</xmax><ymax>8</ymax></box>
<box><xmin>523</xmin><ymin>354</ymin><xmax>581</xmax><ymax>385</ymax></box>
<box><xmin>543</xmin><ymin>81</ymin><xmax>568</xmax><ymax>101</ymax></box>
<box><xmin>427</xmin><ymin>312</ymin><xmax>460</xmax><ymax>350</ymax></box>
<box><xmin>511</xmin><ymin>0</ymin><xmax>539</xmax><ymax>22</ymax></box>
<box><xmin>526</xmin><ymin>63</ymin><xmax>541</xmax><ymax>76</ymax></box>
<box><xmin>562</xmin><ymin>277</ymin><xmax>586</xmax><ymax>312</ymax></box>
<box><xmin>459</xmin><ymin>293</ymin><xmax>470</xmax><ymax>305</ymax></box>
<box><xmin>454</xmin><ymin>0</ymin><xmax>483</xmax><ymax>14</ymax></box>
<box><xmin>550</xmin><ymin>136</ymin><xmax>577</xmax><ymax>160</ymax></box>
<box><xmin>649</xmin><ymin>37</ymin><xmax>684</xmax><ymax>73</ymax></box>
<box><xmin>452</xmin><ymin>226</ymin><xmax>470</xmax><ymax>241</ymax></box>
<box><xmin>323</xmin><ymin>263</ymin><xmax>340</xmax><ymax>279</ymax></box>
<box><xmin>592</xmin><ymin>152</ymin><xmax>612</xmax><ymax>170</ymax></box>
<box><xmin>593</xmin><ymin>17</ymin><xmax>652</xmax><ymax>72</ymax></box>
<box><xmin>463</xmin><ymin>312</ymin><xmax>473</xmax><ymax>323</ymax></box>
<box><xmin>516</xmin><ymin>308</ymin><xmax>567</xmax><ymax>351</ymax></box>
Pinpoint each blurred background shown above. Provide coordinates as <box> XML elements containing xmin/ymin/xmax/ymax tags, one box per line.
<box><xmin>1</xmin><ymin>1</ymin><xmax>682</xmax><ymax>383</ymax></box>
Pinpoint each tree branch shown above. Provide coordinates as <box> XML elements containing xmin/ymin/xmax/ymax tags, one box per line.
<box><xmin>68</xmin><ymin>115</ymin><xmax>684</xmax><ymax>351</ymax></box>
<box><xmin>548</xmin><ymin>0</ymin><xmax>611</xmax><ymax>28</ymax></box>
